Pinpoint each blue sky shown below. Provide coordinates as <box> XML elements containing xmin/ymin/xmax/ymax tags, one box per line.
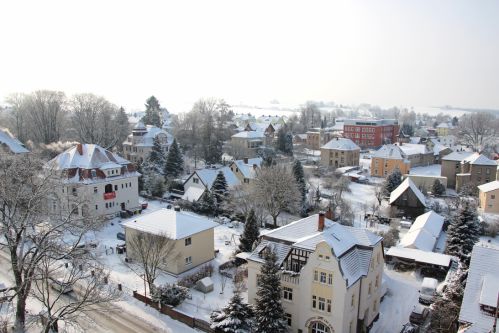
<box><xmin>1</xmin><ymin>0</ymin><xmax>498</xmax><ymax>112</ymax></box>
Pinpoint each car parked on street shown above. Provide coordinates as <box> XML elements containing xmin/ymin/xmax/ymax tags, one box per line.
<box><xmin>409</xmin><ymin>303</ymin><xmax>430</xmax><ymax>326</ymax></box>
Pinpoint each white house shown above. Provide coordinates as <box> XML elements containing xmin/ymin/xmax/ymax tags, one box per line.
<box><xmin>182</xmin><ymin>166</ymin><xmax>241</xmax><ymax>202</ymax></box>
<box><xmin>228</xmin><ymin>157</ymin><xmax>263</xmax><ymax>184</ymax></box>
<box><xmin>46</xmin><ymin>143</ymin><xmax>140</xmax><ymax>219</ymax></box>
<box><xmin>122</xmin><ymin>121</ymin><xmax>173</xmax><ymax>164</ymax></box>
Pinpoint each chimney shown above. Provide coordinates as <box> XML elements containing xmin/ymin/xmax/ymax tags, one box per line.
<box><xmin>325</xmin><ymin>208</ymin><xmax>334</xmax><ymax>220</ymax></box>
<box><xmin>76</xmin><ymin>143</ymin><xmax>83</xmax><ymax>155</ymax></box>
<box><xmin>243</xmin><ymin>157</ymin><xmax>248</xmax><ymax>164</ymax></box>
<box><xmin>318</xmin><ymin>212</ymin><xmax>325</xmax><ymax>232</ymax></box>
<box><xmin>174</xmin><ymin>206</ymin><xmax>181</xmax><ymax>212</ymax></box>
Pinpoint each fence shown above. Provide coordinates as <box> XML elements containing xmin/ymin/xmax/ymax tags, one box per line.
<box><xmin>132</xmin><ymin>291</ymin><xmax>215</xmax><ymax>333</ymax></box>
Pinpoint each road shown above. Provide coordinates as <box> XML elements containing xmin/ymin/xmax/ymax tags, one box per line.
<box><xmin>0</xmin><ymin>250</ymin><xmax>168</xmax><ymax>333</ymax></box>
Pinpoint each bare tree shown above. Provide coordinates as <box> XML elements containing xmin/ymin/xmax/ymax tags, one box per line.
<box><xmin>332</xmin><ymin>176</ymin><xmax>351</xmax><ymax>199</ymax></box>
<box><xmin>374</xmin><ymin>182</ymin><xmax>384</xmax><ymax>206</ymax></box>
<box><xmin>250</xmin><ymin>165</ymin><xmax>301</xmax><ymax>227</ymax></box>
<box><xmin>458</xmin><ymin>112</ymin><xmax>499</xmax><ymax>152</ymax></box>
<box><xmin>0</xmin><ymin>154</ymin><xmax>100</xmax><ymax>332</ymax></box>
<box><xmin>126</xmin><ymin>232</ymin><xmax>178</xmax><ymax>293</ymax></box>
<box><xmin>224</xmin><ymin>185</ymin><xmax>266</xmax><ymax>226</ymax></box>
<box><xmin>31</xmin><ymin>255</ymin><xmax>119</xmax><ymax>333</ymax></box>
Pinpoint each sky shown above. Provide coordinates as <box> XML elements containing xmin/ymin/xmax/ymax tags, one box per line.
<box><xmin>1</xmin><ymin>0</ymin><xmax>498</xmax><ymax>113</ymax></box>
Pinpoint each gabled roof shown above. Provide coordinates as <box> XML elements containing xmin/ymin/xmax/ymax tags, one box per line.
<box><xmin>442</xmin><ymin>151</ymin><xmax>476</xmax><ymax>162</ymax></box>
<box><xmin>459</xmin><ymin>245</ymin><xmax>499</xmax><ymax>333</ymax></box>
<box><xmin>389</xmin><ymin>178</ymin><xmax>426</xmax><ymax>207</ymax></box>
<box><xmin>122</xmin><ymin>208</ymin><xmax>217</xmax><ymax>239</ymax></box>
<box><xmin>400</xmin><ymin>210</ymin><xmax>444</xmax><ymax>252</ymax></box>
<box><xmin>410</xmin><ymin>211</ymin><xmax>444</xmax><ymax>238</ymax></box>
<box><xmin>436</xmin><ymin>122</ymin><xmax>454</xmax><ymax>129</ymax></box>
<box><xmin>397</xmin><ymin>143</ymin><xmax>430</xmax><ymax>156</ymax></box>
<box><xmin>464</xmin><ymin>154</ymin><xmax>497</xmax><ymax>166</ymax></box>
<box><xmin>321</xmin><ymin>138</ymin><xmax>360</xmax><ymax>151</ymax></box>
<box><xmin>48</xmin><ymin>144</ymin><xmax>129</xmax><ymax>170</ymax></box>
<box><xmin>372</xmin><ymin>144</ymin><xmax>407</xmax><ymax>160</ymax></box>
<box><xmin>193</xmin><ymin>166</ymin><xmax>241</xmax><ymax>189</ymax></box>
<box><xmin>231</xmin><ymin>158</ymin><xmax>263</xmax><ymax>179</ymax></box>
<box><xmin>477</xmin><ymin>180</ymin><xmax>499</xmax><ymax>193</ymax></box>
<box><xmin>0</xmin><ymin>128</ymin><xmax>29</xmax><ymax>154</ymax></box>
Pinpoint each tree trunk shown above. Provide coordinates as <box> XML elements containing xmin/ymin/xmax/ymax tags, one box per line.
<box><xmin>272</xmin><ymin>215</ymin><xmax>278</xmax><ymax>228</ymax></box>
<box><xmin>14</xmin><ymin>295</ymin><xmax>26</xmax><ymax>333</ymax></box>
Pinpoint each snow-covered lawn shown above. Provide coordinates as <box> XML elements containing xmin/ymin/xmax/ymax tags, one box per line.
<box><xmin>409</xmin><ymin>164</ymin><xmax>441</xmax><ymax>176</ymax></box>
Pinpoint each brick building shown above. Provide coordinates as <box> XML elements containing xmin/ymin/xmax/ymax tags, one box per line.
<box><xmin>343</xmin><ymin>119</ymin><xmax>399</xmax><ymax>149</ymax></box>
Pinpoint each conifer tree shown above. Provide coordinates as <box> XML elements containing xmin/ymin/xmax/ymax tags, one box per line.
<box><xmin>142</xmin><ymin>96</ymin><xmax>162</xmax><ymax>127</ymax></box>
<box><xmin>197</xmin><ymin>191</ymin><xmax>215</xmax><ymax>215</ymax></box>
<box><xmin>164</xmin><ymin>139</ymin><xmax>184</xmax><ymax>179</ymax></box>
<box><xmin>254</xmin><ymin>248</ymin><xmax>287</xmax><ymax>333</ymax></box>
<box><xmin>445</xmin><ymin>202</ymin><xmax>479</xmax><ymax>265</ymax></box>
<box><xmin>211</xmin><ymin>171</ymin><xmax>228</xmax><ymax>215</ymax></box>
<box><xmin>136</xmin><ymin>163</ymin><xmax>145</xmax><ymax>192</ymax></box>
<box><xmin>210</xmin><ymin>290</ymin><xmax>254</xmax><ymax>333</ymax></box>
<box><xmin>146</xmin><ymin>136</ymin><xmax>165</xmax><ymax>173</ymax></box>
<box><xmin>431</xmin><ymin>179</ymin><xmax>446</xmax><ymax>196</ymax></box>
<box><xmin>382</xmin><ymin>168</ymin><xmax>402</xmax><ymax>196</ymax></box>
<box><xmin>239</xmin><ymin>210</ymin><xmax>260</xmax><ymax>253</ymax></box>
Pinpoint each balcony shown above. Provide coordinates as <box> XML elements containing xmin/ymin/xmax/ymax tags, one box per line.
<box><xmin>103</xmin><ymin>192</ymin><xmax>116</xmax><ymax>200</ymax></box>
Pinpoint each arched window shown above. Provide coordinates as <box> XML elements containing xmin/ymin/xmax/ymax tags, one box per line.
<box><xmin>311</xmin><ymin>322</ymin><xmax>331</xmax><ymax>333</ymax></box>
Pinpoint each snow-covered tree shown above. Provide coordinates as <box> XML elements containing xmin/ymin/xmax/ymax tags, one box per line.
<box><xmin>197</xmin><ymin>191</ymin><xmax>216</xmax><ymax>215</ymax></box>
<box><xmin>211</xmin><ymin>171</ymin><xmax>229</xmax><ymax>214</ymax></box>
<box><xmin>445</xmin><ymin>201</ymin><xmax>480</xmax><ymax>265</ymax></box>
<box><xmin>382</xmin><ymin>168</ymin><xmax>402</xmax><ymax>196</ymax></box>
<box><xmin>430</xmin><ymin>268</ymin><xmax>465</xmax><ymax>333</ymax></box>
<box><xmin>431</xmin><ymin>179</ymin><xmax>446</xmax><ymax>196</ymax></box>
<box><xmin>254</xmin><ymin>248</ymin><xmax>287</xmax><ymax>333</ymax></box>
<box><xmin>145</xmin><ymin>174</ymin><xmax>166</xmax><ymax>197</ymax></box>
<box><xmin>151</xmin><ymin>283</ymin><xmax>189</xmax><ymax>307</ymax></box>
<box><xmin>146</xmin><ymin>136</ymin><xmax>166</xmax><ymax>174</ymax></box>
<box><xmin>275</xmin><ymin>125</ymin><xmax>293</xmax><ymax>155</ymax></box>
<box><xmin>238</xmin><ymin>210</ymin><xmax>260</xmax><ymax>253</ymax></box>
<box><xmin>332</xmin><ymin>176</ymin><xmax>351</xmax><ymax>199</ymax></box>
<box><xmin>164</xmin><ymin>139</ymin><xmax>184</xmax><ymax>179</ymax></box>
<box><xmin>142</xmin><ymin>96</ymin><xmax>162</xmax><ymax>127</ymax></box>
<box><xmin>210</xmin><ymin>290</ymin><xmax>254</xmax><ymax>333</ymax></box>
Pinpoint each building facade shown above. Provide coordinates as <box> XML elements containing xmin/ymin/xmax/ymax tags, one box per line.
<box><xmin>122</xmin><ymin>121</ymin><xmax>173</xmax><ymax>164</ymax></box>
<box><xmin>370</xmin><ymin>144</ymin><xmax>411</xmax><ymax>177</ymax></box>
<box><xmin>247</xmin><ymin>213</ymin><xmax>384</xmax><ymax>333</ymax></box>
<box><xmin>343</xmin><ymin>119</ymin><xmax>399</xmax><ymax>149</ymax></box>
<box><xmin>455</xmin><ymin>154</ymin><xmax>498</xmax><ymax>192</ymax></box>
<box><xmin>230</xmin><ymin>131</ymin><xmax>268</xmax><ymax>158</ymax></box>
<box><xmin>320</xmin><ymin>138</ymin><xmax>360</xmax><ymax>168</ymax></box>
<box><xmin>46</xmin><ymin>143</ymin><xmax>140</xmax><ymax>219</ymax></box>
<box><xmin>228</xmin><ymin>157</ymin><xmax>262</xmax><ymax>185</ymax></box>
<box><xmin>123</xmin><ymin>208</ymin><xmax>217</xmax><ymax>275</ymax></box>
<box><xmin>441</xmin><ymin>151</ymin><xmax>476</xmax><ymax>189</ymax></box>
<box><xmin>477</xmin><ymin>181</ymin><xmax>499</xmax><ymax>214</ymax></box>
<box><xmin>306</xmin><ymin>129</ymin><xmax>337</xmax><ymax>150</ymax></box>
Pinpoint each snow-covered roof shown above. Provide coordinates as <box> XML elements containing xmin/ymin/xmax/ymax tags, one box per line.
<box><xmin>129</xmin><ymin>125</ymin><xmax>173</xmax><ymax>147</ymax></box>
<box><xmin>436</xmin><ymin>122</ymin><xmax>454</xmax><ymax>129</ymax></box>
<box><xmin>409</xmin><ymin>137</ymin><xmax>421</xmax><ymax>144</ymax></box>
<box><xmin>194</xmin><ymin>166</ymin><xmax>241</xmax><ymax>189</ymax></box>
<box><xmin>459</xmin><ymin>245</ymin><xmax>499</xmax><ymax>333</ymax></box>
<box><xmin>397</xmin><ymin>143</ymin><xmax>430</xmax><ymax>156</ymax></box>
<box><xmin>122</xmin><ymin>208</ymin><xmax>217</xmax><ymax>239</ymax></box>
<box><xmin>232</xmin><ymin>131</ymin><xmax>265</xmax><ymax>139</ymax></box>
<box><xmin>321</xmin><ymin>138</ymin><xmax>360</xmax><ymax>151</ymax></box>
<box><xmin>386</xmin><ymin>247</ymin><xmax>452</xmax><ymax>267</ymax></box>
<box><xmin>389</xmin><ymin>178</ymin><xmax>427</xmax><ymax>207</ymax></box>
<box><xmin>372</xmin><ymin>144</ymin><xmax>407</xmax><ymax>160</ymax></box>
<box><xmin>251</xmin><ymin>214</ymin><xmax>382</xmax><ymax>287</ymax></box>
<box><xmin>442</xmin><ymin>151</ymin><xmax>476</xmax><ymax>162</ymax></box>
<box><xmin>231</xmin><ymin>158</ymin><xmax>263</xmax><ymax>179</ymax></box>
<box><xmin>464</xmin><ymin>154</ymin><xmax>497</xmax><ymax>166</ymax></box>
<box><xmin>432</xmin><ymin>143</ymin><xmax>450</xmax><ymax>156</ymax></box>
<box><xmin>0</xmin><ymin>128</ymin><xmax>29</xmax><ymax>154</ymax></box>
<box><xmin>133</xmin><ymin>121</ymin><xmax>146</xmax><ymax>130</ymax></box>
<box><xmin>477</xmin><ymin>180</ymin><xmax>499</xmax><ymax>193</ymax></box>
<box><xmin>410</xmin><ymin>211</ymin><xmax>444</xmax><ymax>238</ymax></box>
<box><xmin>48</xmin><ymin>144</ymin><xmax>129</xmax><ymax>170</ymax></box>
<box><xmin>182</xmin><ymin>186</ymin><xmax>206</xmax><ymax>202</ymax></box>
<box><xmin>400</xmin><ymin>228</ymin><xmax>439</xmax><ymax>252</ymax></box>
<box><xmin>295</xmin><ymin>134</ymin><xmax>308</xmax><ymax>139</ymax></box>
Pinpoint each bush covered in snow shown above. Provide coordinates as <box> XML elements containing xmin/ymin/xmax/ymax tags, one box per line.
<box><xmin>151</xmin><ymin>283</ymin><xmax>189</xmax><ymax>307</ymax></box>
<box><xmin>177</xmin><ymin>264</ymin><xmax>213</xmax><ymax>288</ymax></box>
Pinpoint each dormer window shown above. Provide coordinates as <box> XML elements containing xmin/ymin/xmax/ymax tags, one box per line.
<box><xmin>91</xmin><ymin>169</ymin><xmax>97</xmax><ymax>178</ymax></box>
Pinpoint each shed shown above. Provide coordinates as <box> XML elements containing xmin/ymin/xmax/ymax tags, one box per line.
<box><xmin>389</xmin><ymin>178</ymin><xmax>427</xmax><ymax>218</ymax></box>
<box><xmin>196</xmin><ymin>277</ymin><xmax>214</xmax><ymax>293</ymax></box>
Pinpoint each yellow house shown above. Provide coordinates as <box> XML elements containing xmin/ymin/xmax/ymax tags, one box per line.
<box><xmin>247</xmin><ymin>213</ymin><xmax>384</xmax><ymax>333</ymax></box>
<box><xmin>477</xmin><ymin>181</ymin><xmax>499</xmax><ymax>214</ymax></box>
<box><xmin>123</xmin><ymin>208</ymin><xmax>218</xmax><ymax>275</ymax></box>
<box><xmin>371</xmin><ymin>144</ymin><xmax>411</xmax><ymax>177</ymax></box>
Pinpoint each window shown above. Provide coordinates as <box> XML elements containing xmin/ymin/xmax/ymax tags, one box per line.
<box><xmin>327</xmin><ymin>299</ymin><xmax>331</xmax><ymax>312</ymax></box>
<box><xmin>185</xmin><ymin>237</ymin><xmax>192</xmax><ymax>246</ymax></box>
<box><xmin>121</xmin><ymin>184</ymin><xmax>124</xmax><ymax>189</ymax></box>
<box><xmin>368</xmin><ymin>282</ymin><xmax>372</xmax><ymax>296</ymax></box>
<box><xmin>91</xmin><ymin>169</ymin><xmax>97</xmax><ymax>178</ymax></box>
<box><xmin>283</xmin><ymin>287</ymin><xmax>293</xmax><ymax>301</ymax></box>
<box><xmin>94</xmin><ymin>187</ymin><xmax>98</xmax><ymax>194</ymax></box>
<box><xmin>314</xmin><ymin>270</ymin><xmax>318</xmax><ymax>282</ymax></box>
<box><xmin>320</xmin><ymin>272</ymin><xmax>327</xmax><ymax>284</ymax></box>
<box><xmin>349</xmin><ymin>321</ymin><xmax>354</xmax><ymax>333</ymax></box>
<box><xmin>114</xmin><ymin>185</ymin><xmax>118</xmax><ymax>191</ymax></box>
<box><xmin>72</xmin><ymin>187</ymin><xmax>77</xmax><ymax>196</ymax></box>
<box><xmin>95</xmin><ymin>205</ymin><xmax>98</xmax><ymax>210</ymax></box>
<box><xmin>492</xmin><ymin>195</ymin><xmax>496</xmax><ymax>200</ymax></box>
<box><xmin>318</xmin><ymin>254</ymin><xmax>323</xmax><ymax>259</ymax></box>
<box><xmin>243</xmin><ymin>178</ymin><xmax>249</xmax><ymax>184</ymax></box>
<box><xmin>318</xmin><ymin>297</ymin><xmax>325</xmax><ymax>311</ymax></box>
<box><xmin>193</xmin><ymin>178</ymin><xmax>199</xmax><ymax>184</ymax></box>
<box><xmin>185</xmin><ymin>256</ymin><xmax>192</xmax><ymax>265</ymax></box>
<box><xmin>105</xmin><ymin>203</ymin><xmax>108</xmax><ymax>208</ymax></box>
<box><xmin>285</xmin><ymin>313</ymin><xmax>292</xmax><ymax>326</ymax></box>
<box><xmin>328</xmin><ymin>273</ymin><xmax>333</xmax><ymax>285</ymax></box>
<box><xmin>312</xmin><ymin>295</ymin><xmax>317</xmax><ymax>308</ymax></box>
<box><xmin>373</xmin><ymin>300</ymin><xmax>378</xmax><ymax>312</ymax></box>
<box><xmin>375</xmin><ymin>275</ymin><xmax>379</xmax><ymax>288</ymax></box>
<box><xmin>325</xmin><ymin>256</ymin><xmax>330</xmax><ymax>261</ymax></box>
<box><xmin>129</xmin><ymin>182</ymin><xmax>132</xmax><ymax>187</ymax></box>
<box><xmin>351</xmin><ymin>294</ymin><xmax>355</xmax><ymax>307</ymax></box>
